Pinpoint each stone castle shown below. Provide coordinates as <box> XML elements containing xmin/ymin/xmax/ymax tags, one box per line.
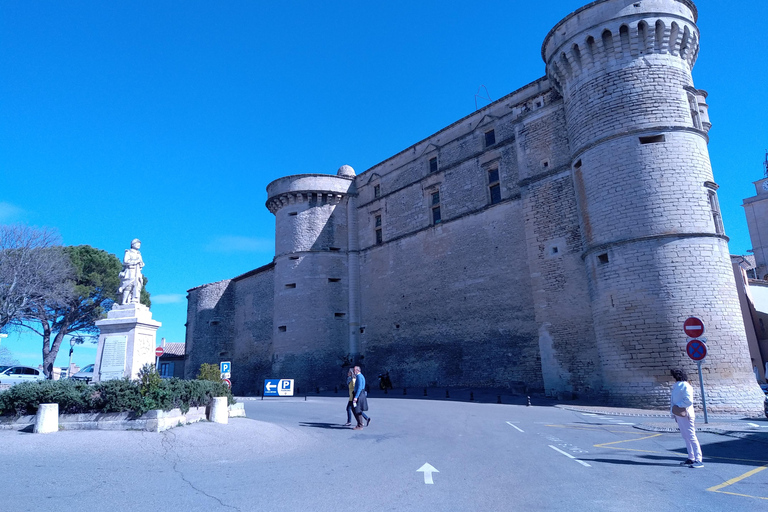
<box><xmin>185</xmin><ymin>0</ymin><xmax>766</xmax><ymax>415</ymax></box>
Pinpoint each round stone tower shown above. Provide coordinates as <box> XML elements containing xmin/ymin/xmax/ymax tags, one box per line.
<box><xmin>543</xmin><ymin>0</ymin><xmax>764</xmax><ymax>414</ymax></box>
<box><xmin>266</xmin><ymin>166</ymin><xmax>356</xmax><ymax>387</ymax></box>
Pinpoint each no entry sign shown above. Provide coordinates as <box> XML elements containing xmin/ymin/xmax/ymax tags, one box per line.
<box><xmin>155</xmin><ymin>346</ymin><xmax>165</xmax><ymax>357</ymax></box>
<box><xmin>683</xmin><ymin>317</ymin><xmax>705</xmax><ymax>338</ymax></box>
<box><xmin>686</xmin><ymin>339</ymin><xmax>707</xmax><ymax>361</ymax></box>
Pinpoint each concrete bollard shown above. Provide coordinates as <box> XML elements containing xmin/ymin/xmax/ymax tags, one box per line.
<box><xmin>209</xmin><ymin>397</ymin><xmax>229</xmax><ymax>424</ymax></box>
<box><xmin>34</xmin><ymin>403</ymin><xmax>59</xmax><ymax>434</ymax></box>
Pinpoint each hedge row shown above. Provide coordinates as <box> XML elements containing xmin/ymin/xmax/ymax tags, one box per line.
<box><xmin>0</xmin><ymin>377</ymin><xmax>234</xmax><ymax>417</ymax></box>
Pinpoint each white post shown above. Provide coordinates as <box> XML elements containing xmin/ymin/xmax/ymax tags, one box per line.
<box><xmin>34</xmin><ymin>403</ymin><xmax>59</xmax><ymax>434</ymax></box>
<box><xmin>209</xmin><ymin>397</ymin><xmax>229</xmax><ymax>424</ymax></box>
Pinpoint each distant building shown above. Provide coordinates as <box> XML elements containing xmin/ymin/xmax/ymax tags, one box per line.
<box><xmin>158</xmin><ymin>342</ymin><xmax>186</xmax><ymax>379</ymax></box>
<box><xmin>185</xmin><ymin>0</ymin><xmax>765</xmax><ymax>415</ymax></box>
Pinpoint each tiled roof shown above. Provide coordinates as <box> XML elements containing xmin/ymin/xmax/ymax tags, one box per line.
<box><xmin>160</xmin><ymin>342</ymin><xmax>185</xmax><ymax>356</ymax></box>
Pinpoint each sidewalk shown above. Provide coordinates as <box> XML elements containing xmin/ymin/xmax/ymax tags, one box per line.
<box><xmin>555</xmin><ymin>403</ymin><xmax>768</xmax><ymax>438</ymax></box>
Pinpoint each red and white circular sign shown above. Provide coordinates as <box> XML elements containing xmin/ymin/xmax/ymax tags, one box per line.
<box><xmin>223</xmin><ymin>378</ymin><xmax>232</xmax><ymax>389</ymax></box>
<box><xmin>683</xmin><ymin>317</ymin><xmax>705</xmax><ymax>338</ymax></box>
<box><xmin>155</xmin><ymin>347</ymin><xmax>165</xmax><ymax>357</ymax></box>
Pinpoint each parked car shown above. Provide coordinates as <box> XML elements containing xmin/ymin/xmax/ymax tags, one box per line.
<box><xmin>70</xmin><ymin>364</ymin><xmax>95</xmax><ymax>383</ymax></box>
<box><xmin>0</xmin><ymin>366</ymin><xmax>46</xmax><ymax>385</ymax></box>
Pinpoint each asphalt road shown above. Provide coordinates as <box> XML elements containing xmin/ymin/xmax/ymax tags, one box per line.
<box><xmin>2</xmin><ymin>396</ymin><xmax>767</xmax><ymax>511</ymax></box>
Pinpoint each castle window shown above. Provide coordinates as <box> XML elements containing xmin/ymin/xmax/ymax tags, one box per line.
<box><xmin>598</xmin><ymin>253</ymin><xmax>609</xmax><ymax>264</ymax></box>
<box><xmin>374</xmin><ymin>184</ymin><xmax>381</xmax><ymax>198</ymax></box>
<box><xmin>375</xmin><ymin>214</ymin><xmax>383</xmax><ymax>244</ymax></box>
<box><xmin>707</xmin><ymin>189</ymin><xmax>725</xmax><ymax>235</ymax></box>
<box><xmin>289</xmin><ymin>255</ymin><xmax>299</xmax><ymax>260</ymax></box>
<box><xmin>488</xmin><ymin>168</ymin><xmax>501</xmax><ymax>205</ymax></box>
<box><xmin>329</xmin><ymin>247</ymin><xmax>341</xmax><ymax>252</ymax></box>
<box><xmin>289</xmin><ymin>212</ymin><xmax>298</xmax><ymax>216</ymax></box>
<box><xmin>328</xmin><ymin>278</ymin><xmax>341</xmax><ymax>283</ymax></box>
<box><xmin>639</xmin><ymin>135</ymin><xmax>665</xmax><ymax>144</ymax></box>
<box><xmin>278</xmin><ymin>325</ymin><xmax>287</xmax><ymax>332</ymax></box>
<box><xmin>687</xmin><ymin>93</ymin><xmax>702</xmax><ymax>129</ymax></box>
<box><xmin>334</xmin><ymin>312</ymin><xmax>346</xmax><ymax>318</ymax></box>
<box><xmin>485</xmin><ymin>129</ymin><xmax>496</xmax><ymax>147</ymax></box>
<box><xmin>285</xmin><ymin>283</ymin><xmax>296</xmax><ymax>289</ymax></box>
<box><xmin>431</xmin><ymin>191</ymin><xmax>442</xmax><ymax>225</ymax></box>
<box><xmin>429</xmin><ymin>157</ymin><xmax>438</xmax><ymax>173</ymax></box>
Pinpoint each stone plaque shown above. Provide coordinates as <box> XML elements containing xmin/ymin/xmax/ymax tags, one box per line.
<box><xmin>100</xmin><ymin>335</ymin><xmax>127</xmax><ymax>381</ymax></box>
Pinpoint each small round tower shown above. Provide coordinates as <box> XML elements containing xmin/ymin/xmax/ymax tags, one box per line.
<box><xmin>266</xmin><ymin>166</ymin><xmax>356</xmax><ymax>386</ymax></box>
<box><xmin>543</xmin><ymin>0</ymin><xmax>764</xmax><ymax>414</ymax></box>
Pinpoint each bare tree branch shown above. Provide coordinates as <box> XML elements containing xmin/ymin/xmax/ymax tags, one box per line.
<box><xmin>0</xmin><ymin>225</ymin><xmax>74</xmax><ymax>331</ymax></box>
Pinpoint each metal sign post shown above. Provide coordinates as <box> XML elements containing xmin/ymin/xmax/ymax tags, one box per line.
<box><xmin>696</xmin><ymin>360</ymin><xmax>709</xmax><ymax>424</ymax></box>
<box><xmin>685</xmin><ymin>326</ymin><xmax>709</xmax><ymax>425</ymax></box>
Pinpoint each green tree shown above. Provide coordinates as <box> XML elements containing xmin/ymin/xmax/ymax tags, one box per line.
<box><xmin>22</xmin><ymin>245</ymin><xmax>151</xmax><ymax>378</ymax></box>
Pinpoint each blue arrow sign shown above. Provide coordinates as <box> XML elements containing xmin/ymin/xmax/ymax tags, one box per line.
<box><xmin>264</xmin><ymin>378</ymin><xmax>294</xmax><ymax>397</ymax></box>
<box><xmin>264</xmin><ymin>379</ymin><xmax>279</xmax><ymax>396</ymax></box>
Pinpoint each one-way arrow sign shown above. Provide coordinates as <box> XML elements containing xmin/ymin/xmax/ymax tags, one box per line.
<box><xmin>417</xmin><ymin>463</ymin><xmax>439</xmax><ymax>484</ymax></box>
<box><xmin>266</xmin><ymin>382</ymin><xmax>277</xmax><ymax>392</ymax></box>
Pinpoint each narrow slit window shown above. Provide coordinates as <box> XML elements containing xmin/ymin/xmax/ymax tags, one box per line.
<box><xmin>639</xmin><ymin>135</ymin><xmax>665</xmax><ymax>144</ymax></box>
<box><xmin>329</xmin><ymin>247</ymin><xmax>341</xmax><ymax>252</ymax></box>
<box><xmin>374</xmin><ymin>184</ymin><xmax>381</xmax><ymax>198</ymax></box>
<box><xmin>334</xmin><ymin>313</ymin><xmax>346</xmax><ymax>318</ymax></box>
<box><xmin>278</xmin><ymin>326</ymin><xmax>287</xmax><ymax>332</ymax></box>
<box><xmin>431</xmin><ymin>191</ymin><xmax>441</xmax><ymax>225</ymax></box>
<box><xmin>429</xmin><ymin>157</ymin><xmax>438</xmax><ymax>173</ymax></box>
<box><xmin>488</xmin><ymin>168</ymin><xmax>501</xmax><ymax>205</ymax></box>
<box><xmin>288</xmin><ymin>212</ymin><xmax>298</xmax><ymax>216</ymax></box>
<box><xmin>285</xmin><ymin>283</ymin><xmax>296</xmax><ymax>289</ymax></box>
<box><xmin>328</xmin><ymin>278</ymin><xmax>341</xmax><ymax>283</ymax></box>
<box><xmin>375</xmin><ymin>214</ymin><xmax>382</xmax><ymax>244</ymax></box>
<box><xmin>708</xmin><ymin>190</ymin><xmax>724</xmax><ymax>235</ymax></box>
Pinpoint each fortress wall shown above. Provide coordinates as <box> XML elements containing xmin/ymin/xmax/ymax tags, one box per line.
<box><xmin>517</xmin><ymin>102</ymin><xmax>602</xmax><ymax>397</ymax></box>
<box><xmin>575</xmin><ymin>133</ymin><xmax>716</xmax><ymax>245</ymax></box>
<box><xmin>357</xmin><ymin>199</ymin><xmax>541</xmax><ymax>390</ymax></box>
<box><xmin>230</xmin><ymin>267</ymin><xmax>274</xmax><ymax>395</ymax></box>
<box><xmin>586</xmin><ymin>235</ymin><xmax>759</xmax><ymax>412</ymax></box>
<box><xmin>184</xmin><ymin>279</ymin><xmax>234</xmax><ymax>380</ymax></box>
<box><xmin>544</xmin><ymin>0</ymin><xmax>765</xmax><ymax>414</ymax></box>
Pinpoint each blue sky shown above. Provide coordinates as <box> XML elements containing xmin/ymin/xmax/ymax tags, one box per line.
<box><xmin>1</xmin><ymin>1</ymin><xmax>766</xmax><ymax>368</ymax></box>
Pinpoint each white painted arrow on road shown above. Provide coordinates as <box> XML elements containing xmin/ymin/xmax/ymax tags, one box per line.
<box><xmin>417</xmin><ymin>463</ymin><xmax>439</xmax><ymax>484</ymax></box>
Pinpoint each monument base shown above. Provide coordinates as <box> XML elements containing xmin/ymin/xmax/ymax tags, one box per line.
<box><xmin>94</xmin><ymin>303</ymin><xmax>161</xmax><ymax>382</ymax></box>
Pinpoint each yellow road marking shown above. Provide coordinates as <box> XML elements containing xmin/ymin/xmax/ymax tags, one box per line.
<box><xmin>547</xmin><ymin>423</ymin><xmax>768</xmax><ymax>500</ymax></box>
<box><xmin>707</xmin><ymin>464</ymin><xmax>768</xmax><ymax>498</ymax></box>
<box><xmin>545</xmin><ymin>424</ymin><xmax>648</xmax><ymax>435</ymax></box>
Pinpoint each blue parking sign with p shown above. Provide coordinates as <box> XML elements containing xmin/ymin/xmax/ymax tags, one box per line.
<box><xmin>264</xmin><ymin>378</ymin><xmax>294</xmax><ymax>397</ymax></box>
<box><xmin>220</xmin><ymin>361</ymin><xmax>231</xmax><ymax>374</ymax></box>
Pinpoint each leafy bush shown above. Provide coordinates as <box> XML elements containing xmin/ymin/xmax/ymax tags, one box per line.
<box><xmin>196</xmin><ymin>363</ymin><xmax>221</xmax><ymax>382</ymax></box>
<box><xmin>0</xmin><ymin>376</ymin><xmax>234</xmax><ymax>417</ymax></box>
<box><xmin>0</xmin><ymin>379</ymin><xmax>91</xmax><ymax>416</ymax></box>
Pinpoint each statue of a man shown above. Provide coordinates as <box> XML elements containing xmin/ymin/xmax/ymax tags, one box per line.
<box><xmin>118</xmin><ymin>238</ymin><xmax>144</xmax><ymax>305</ymax></box>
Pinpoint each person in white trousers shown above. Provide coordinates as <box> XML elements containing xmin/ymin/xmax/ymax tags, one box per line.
<box><xmin>670</xmin><ymin>369</ymin><xmax>703</xmax><ymax>468</ymax></box>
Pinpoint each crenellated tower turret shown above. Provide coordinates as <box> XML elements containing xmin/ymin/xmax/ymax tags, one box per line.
<box><xmin>543</xmin><ymin>0</ymin><xmax>764</xmax><ymax>414</ymax></box>
<box><xmin>266</xmin><ymin>166</ymin><xmax>357</xmax><ymax>386</ymax></box>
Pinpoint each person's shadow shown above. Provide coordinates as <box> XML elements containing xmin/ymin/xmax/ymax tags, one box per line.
<box><xmin>298</xmin><ymin>422</ymin><xmax>352</xmax><ymax>430</ymax></box>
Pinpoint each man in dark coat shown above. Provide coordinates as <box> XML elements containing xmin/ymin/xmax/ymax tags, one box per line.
<box><xmin>352</xmin><ymin>366</ymin><xmax>370</xmax><ymax>430</ymax></box>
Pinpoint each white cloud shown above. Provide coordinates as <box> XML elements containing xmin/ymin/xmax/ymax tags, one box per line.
<box><xmin>206</xmin><ymin>235</ymin><xmax>274</xmax><ymax>253</ymax></box>
<box><xmin>0</xmin><ymin>202</ymin><xmax>23</xmax><ymax>222</ymax></box>
<box><xmin>151</xmin><ymin>294</ymin><xmax>185</xmax><ymax>304</ymax></box>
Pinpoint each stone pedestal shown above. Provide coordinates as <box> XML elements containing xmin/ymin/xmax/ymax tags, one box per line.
<box><xmin>94</xmin><ymin>303</ymin><xmax>161</xmax><ymax>382</ymax></box>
